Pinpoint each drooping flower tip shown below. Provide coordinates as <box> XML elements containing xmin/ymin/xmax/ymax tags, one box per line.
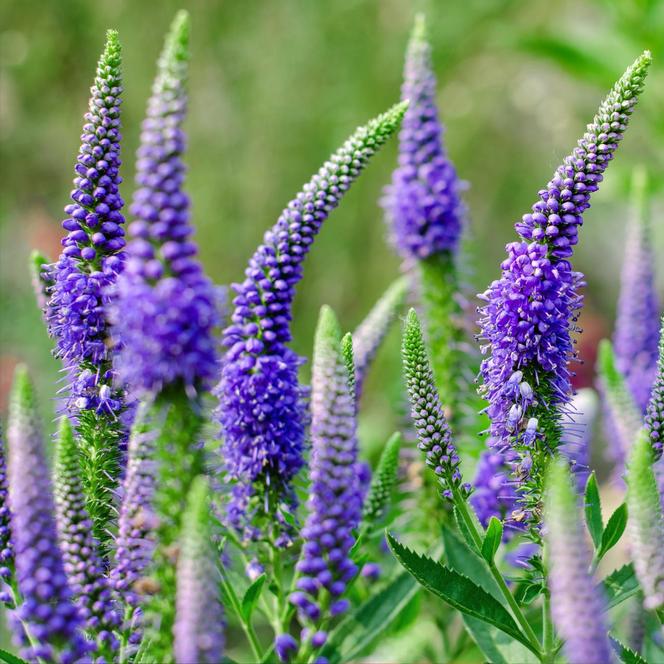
<box><xmin>402</xmin><ymin>308</ymin><xmax>468</xmax><ymax>499</ymax></box>
<box><xmin>174</xmin><ymin>476</ymin><xmax>225</xmax><ymax>664</ymax></box>
<box><xmin>113</xmin><ymin>8</ymin><xmax>219</xmax><ymax>396</ymax></box>
<box><xmin>216</xmin><ymin>101</ymin><xmax>407</xmax><ymax>541</ymax></box>
<box><xmin>545</xmin><ymin>460</ymin><xmax>614</xmax><ymax>664</ymax></box>
<box><xmin>382</xmin><ymin>15</ymin><xmax>464</xmax><ymax>260</ymax></box>
<box><xmin>292</xmin><ymin>306</ymin><xmax>362</xmax><ymax>633</ymax></box>
<box><xmin>7</xmin><ymin>367</ymin><xmax>88</xmax><ymax>662</ymax></box>
<box><xmin>626</xmin><ymin>428</ymin><xmax>664</xmax><ymax>611</ymax></box>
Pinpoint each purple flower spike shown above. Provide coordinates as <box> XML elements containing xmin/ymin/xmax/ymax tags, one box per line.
<box><xmin>0</xmin><ymin>426</ymin><xmax>14</xmax><ymax>606</ymax></box>
<box><xmin>402</xmin><ymin>309</ymin><xmax>470</xmax><ymax>500</ymax></box>
<box><xmin>111</xmin><ymin>406</ymin><xmax>158</xmax><ymax>610</ymax></box>
<box><xmin>614</xmin><ymin>168</ymin><xmax>660</xmax><ymax>412</ymax></box>
<box><xmin>53</xmin><ymin>417</ymin><xmax>120</xmax><ymax>651</ymax></box>
<box><xmin>470</xmin><ymin>450</ymin><xmax>516</xmax><ymax>530</ymax></box>
<box><xmin>215</xmin><ymin>101</ymin><xmax>407</xmax><ymax>543</ymax></box>
<box><xmin>275</xmin><ymin>633</ymin><xmax>298</xmax><ymax>663</ymax></box>
<box><xmin>6</xmin><ymin>367</ymin><xmax>88</xmax><ymax>663</ymax></box>
<box><xmin>645</xmin><ymin>317</ymin><xmax>664</xmax><ymax>461</ymax></box>
<box><xmin>545</xmin><ymin>460</ymin><xmax>614</xmax><ymax>664</ymax></box>
<box><xmin>291</xmin><ymin>307</ymin><xmax>363</xmax><ymax>646</ymax></box>
<box><xmin>381</xmin><ymin>15</ymin><xmax>463</xmax><ymax>260</ymax></box>
<box><xmin>46</xmin><ymin>30</ymin><xmax>126</xmax><ymax>418</ymax></box>
<box><xmin>478</xmin><ymin>52</ymin><xmax>651</xmax><ymax>524</ymax></box>
<box><xmin>174</xmin><ymin>477</ymin><xmax>225</xmax><ymax>664</ymax></box>
<box><xmin>113</xmin><ymin>10</ymin><xmax>219</xmax><ymax>396</ymax></box>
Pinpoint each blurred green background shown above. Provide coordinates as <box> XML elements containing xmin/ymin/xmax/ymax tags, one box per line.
<box><xmin>1</xmin><ymin>0</ymin><xmax>663</xmax><ymax>444</ymax></box>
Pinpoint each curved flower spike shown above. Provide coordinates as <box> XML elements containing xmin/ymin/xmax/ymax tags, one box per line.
<box><xmin>402</xmin><ymin>308</ymin><xmax>469</xmax><ymax>500</ymax></box>
<box><xmin>215</xmin><ymin>101</ymin><xmax>407</xmax><ymax>544</ymax></box>
<box><xmin>626</xmin><ymin>428</ymin><xmax>664</xmax><ymax>611</ymax></box>
<box><xmin>0</xmin><ymin>426</ymin><xmax>14</xmax><ymax>608</ymax></box>
<box><xmin>545</xmin><ymin>459</ymin><xmax>614</xmax><ymax>664</ymax></box>
<box><xmin>290</xmin><ymin>306</ymin><xmax>362</xmax><ymax>653</ymax></box>
<box><xmin>53</xmin><ymin>417</ymin><xmax>121</xmax><ymax>652</ymax></box>
<box><xmin>174</xmin><ymin>477</ymin><xmax>225</xmax><ymax>664</ymax></box>
<box><xmin>478</xmin><ymin>52</ymin><xmax>651</xmax><ymax>525</ymax></box>
<box><xmin>352</xmin><ymin>277</ymin><xmax>408</xmax><ymax>399</ymax></box>
<box><xmin>7</xmin><ymin>367</ymin><xmax>88</xmax><ymax>663</ymax></box>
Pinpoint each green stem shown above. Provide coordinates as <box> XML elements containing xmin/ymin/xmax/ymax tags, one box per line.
<box><xmin>542</xmin><ymin>591</ymin><xmax>554</xmax><ymax>663</ymax></box>
<box><xmin>219</xmin><ymin>566</ymin><xmax>264</xmax><ymax>661</ymax></box>
<box><xmin>453</xmin><ymin>489</ymin><xmax>542</xmax><ymax>659</ymax></box>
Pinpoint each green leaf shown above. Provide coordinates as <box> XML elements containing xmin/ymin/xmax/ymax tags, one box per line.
<box><xmin>441</xmin><ymin>526</ymin><xmax>502</xmax><ymax>605</ymax></box>
<box><xmin>321</xmin><ymin>570</ymin><xmax>420</xmax><ymax>663</ymax></box>
<box><xmin>241</xmin><ymin>573</ymin><xmax>266</xmax><ymax>622</ymax></box>
<box><xmin>601</xmin><ymin>564</ymin><xmax>640</xmax><ymax>610</ymax></box>
<box><xmin>0</xmin><ymin>649</ymin><xmax>29</xmax><ymax>664</ymax></box>
<box><xmin>387</xmin><ymin>532</ymin><xmax>537</xmax><ymax>656</ymax></box>
<box><xmin>462</xmin><ymin>617</ymin><xmax>539</xmax><ymax>664</ymax></box>
<box><xmin>584</xmin><ymin>472</ymin><xmax>604</xmax><ymax>550</ymax></box>
<box><xmin>610</xmin><ymin>636</ymin><xmax>648</xmax><ymax>664</ymax></box>
<box><xmin>597</xmin><ymin>503</ymin><xmax>627</xmax><ymax>560</ymax></box>
<box><xmin>481</xmin><ymin>516</ymin><xmax>503</xmax><ymax>563</ymax></box>
<box><xmin>453</xmin><ymin>505</ymin><xmax>481</xmax><ymax>554</ymax></box>
<box><xmin>514</xmin><ymin>583</ymin><xmax>544</xmax><ymax>607</ymax></box>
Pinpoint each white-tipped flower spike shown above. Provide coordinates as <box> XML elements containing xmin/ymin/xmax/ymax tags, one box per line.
<box><xmin>545</xmin><ymin>459</ymin><xmax>614</xmax><ymax>664</ymax></box>
<box><xmin>626</xmin><ymin>428</ymin><xmax>664</xmax><ymax>610</ymax></box>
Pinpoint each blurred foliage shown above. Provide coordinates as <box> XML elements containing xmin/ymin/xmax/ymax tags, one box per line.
<box><xmin>1</xmin><ymin>0</ymin><xmax>663</xmax><ymax>451</ymax></box>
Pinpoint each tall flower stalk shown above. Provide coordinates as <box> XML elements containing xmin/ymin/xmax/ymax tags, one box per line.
<box><xmin>478</xmin><ymin>52</ymin><xmax>651</xmax><ymax>531</ymax></box>
<box><xmin>53</xmin><ymin>417</ymin><xmax>121</xmax><ymax>654</ymax></box>
<box><xmin>287</xmin><ymin>306</ymin><xmax>363</xmax><ymax>659</ymax></box>
<box><xmin>0</xmin><ymin>426</ymin><xmax>14</xmax><ymax>609</ymax></box>
<box><xmin>544</xmin><ymin>460</ymin><xmax>614</xmax><ymax>664</ymax></box>
<box><xmin>613</xmin><ymin>167</ymin><xmax>660</xmax><ymax>412</ymax></box>
<box><xmin>6</xmin><ymin>367</ymin><xmax>88</xmax><ymax>662</ymax></box>
<box><xmin>382</xmin><ymin>15</ymin><xmax>466</xmax><ymax>423</ymax></box>
<box><xmin>173</xmin><ymin>477</ymin><xmax>225</xmax><ymax>664</ymax></box>
<box><xmin>215</xmin><ymin>101</ymin><xmax>407</xmax><ymax>546</ymax></box>
<box><xmin>111</xmin><ymin>11</ymin><xmax>218</xmax><ymax>661</ymax></box>
<box><xmin>45</xmin><ymin>30</ymin><xmax>127</xmax><ymax>556</ymax></box>
<box><xmin>645</xmin><ymin>316</ymin><xmax>664</xmax><ymax>461</ymax></box>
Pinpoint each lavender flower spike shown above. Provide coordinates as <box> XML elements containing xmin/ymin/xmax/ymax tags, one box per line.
<box><xmin>110</xmin><ymin>405</ymin><xmax>157</xmax><ymax>610</ymax></box>
<box><xmin>645</xmin><ymin>316</ymin><xmax>664</xmax><ymax>461</ymax></box>
<box><xmin>381</xmin><ymin>14</ymin><xmax>463</xmax><ymax>260</ymax></box>
<box><xmin>45</xmin><ymin>29</ymin><xmax>126</xmax><ymax>555</ymax></box>
<box><xmin>6</xmin><ymin>366</ymin><xmax>88</xmax><ymax>663</ymax></box>
<box><xmin>46</xmin><ymin>29</ymin><xmax>125</xmax><ymax>417</ymax></box>
<box><xmin>113</xmin><ymin>9</ymin><xmax>219</xmax><ymax>396</ymax></box>
<box><xmin>0</xmin><ymin>425</ymin><xmax>14</xmax><ymax>608</ymax></box>
<box><xmin>545</xmin><ymin>459</ymin><xmax>614</xmax><ymax>664</ymax></box>
<box><xmin>402</xmin><ymin>308</ymin><xmax>470</xmax><ymax>500</ymax></box>
<box><xmin>626</xmin><ymin>428</ymin><xmax>664</xmax><ymax>611</ymax></box>
<box><xmin>352</xmin><ymin>277</ymin><xmax>408</xmax><ymax>399</ymax></box>
<box><xmin>289</xmin><ymin>306</ymin><xmax>362</xmax><ymax>654</ymax></box>
<box><xmin>613</xmin><ymin>167</ymin><xmax>660</xmax><ymax>412</ymax></box>
<box><xmin>215</xmin><ymin>101</ymin><xmax>407</xmax><ymax>543</ymax></box>
<box><xmin>478</xmin><ymin>52</ymin><xmax>651</xmax><ymax>524</ymax></box>
<box><xmin>53</xmin><ymin>417</ymin><xmax>121</xmax><ymax>652</ymax></box>
<box><xmin>174</xmin><ymin>476</ymin><xmax>225</xmax><ymax>664</ymax></box>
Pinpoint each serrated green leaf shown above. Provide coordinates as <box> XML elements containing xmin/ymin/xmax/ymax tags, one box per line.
<box><xmin>481</xmin><ymin>516</ymin><xmax>503</xmax><ymax>563</ymax></box>
<box><xmin>0</xmin><ymin>649</ymin><xmax>29</xmax><ymax>664</ymax></box>
<box><xmin>241</xmin><ymin>573</ymin><xmax>266</xmax><ymax>621</ymax></box>
<box><xmin>610</xmin><ymin>635</ymin><xmax>648</xmax><ymax>664</ymax></box>
<box><xmin>441</xmin><ymin>526</ymin><xmax>502</xmax><ymax>605</ymax></box>
<box><xmin>387</xmin><ymin>532</ymin><xmax>537</xmax><ymax>656</ymax></box>
<box><xmin>320</xmin><ymin>569</ymin><xmax>420</xmax><ymax>663</ymax></box>
<box><xmin>463</xmin><ymin>617</ymin><xmax>539</xmax><ymax>664</ymax></box>
<box><xmin>453</xmin><ymin>505</ymin><xmax>481</xmax><ymax>554</ymax></box>
<box><xmin>601</xmin><ymin>563</ymin><xmax>639</xmax><ymax>610</ymax></box>
<box><xmin>597</xmin><ymin>503</ymin><xmax>627</xmax><ymax>560</ymax></box>
<box><xmin>584</xmin><ymin>472</ymin><xmax>604</xmax><ymax>550</ymax></box>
